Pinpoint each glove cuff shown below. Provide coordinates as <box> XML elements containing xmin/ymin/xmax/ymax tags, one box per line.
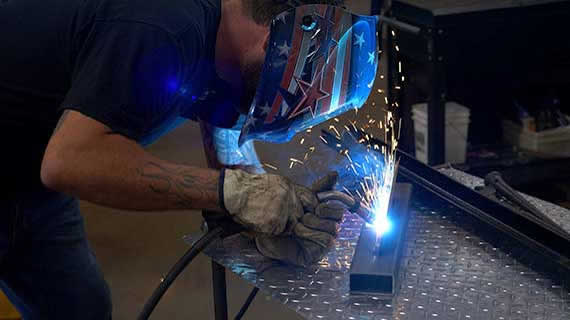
<box><xmin>218</xmin><ymin>168</ymin><xmax>230</xmax><ymax>214</ymax></box>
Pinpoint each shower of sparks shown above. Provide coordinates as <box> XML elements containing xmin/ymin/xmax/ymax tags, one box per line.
<box><xmin>280</xmin><ymin>33</ymin><xmax>403</xmax><ymax>237</ymax></box>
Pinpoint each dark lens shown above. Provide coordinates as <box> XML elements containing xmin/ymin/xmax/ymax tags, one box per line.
<box><xmin>301</xmin><ymin>15</ymin><xmax>316</xmax><ymax>31</ymax></box>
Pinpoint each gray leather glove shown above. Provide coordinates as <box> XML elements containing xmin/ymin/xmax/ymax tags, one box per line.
<box><xmin>221</xmin><ymin>168</ymin><xmax>318</xmax><ymax>235</ymax></box>
<box><xmin>255</xmin><ymin>172</ymin><xmax>351</xmax><ymax>267</ymax></box>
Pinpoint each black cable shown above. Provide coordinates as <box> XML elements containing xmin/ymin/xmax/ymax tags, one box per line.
<box><xmin>234</xmin><ymin>287</ymin><xmax>260</xmax><ymax>320</ymax></box>
<box><xmin>138</xmin><ymin>227</ymin><xmax>224</xmax><ymax>320</ymax></box>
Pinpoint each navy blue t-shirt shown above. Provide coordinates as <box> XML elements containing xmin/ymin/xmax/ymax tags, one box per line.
<box><xmin>0</xmin><ymin>0</ymin><xmax>240</xmax><ymax>190</ymax></box>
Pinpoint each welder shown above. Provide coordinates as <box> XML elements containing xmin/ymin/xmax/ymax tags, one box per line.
<box><xmin>0</xmin><ymin>0</ymin><xmax>378</xmax><ymax>318</ymax></box>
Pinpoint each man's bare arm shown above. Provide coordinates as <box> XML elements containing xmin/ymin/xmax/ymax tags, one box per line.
<box><xmin>41</xmin><ymin>110</ymin><xmax>221</xmax><ymax>211</ymax></box>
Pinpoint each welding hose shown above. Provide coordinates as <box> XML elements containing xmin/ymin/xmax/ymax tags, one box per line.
<box><xmin>137</xmin><ymin>226</ymin><xmax>224</xmax><ymax>320</ymax></box>
<box><xmin>138</xmin><ymin>192</ymin><xmax>362</xmax><ymax>319</ymax></box>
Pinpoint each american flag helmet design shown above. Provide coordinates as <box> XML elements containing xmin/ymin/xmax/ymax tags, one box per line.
<box><xmin>238</xmin><ymin>4</ymin><xmax>378</xmax><ymax>146</ymax></box>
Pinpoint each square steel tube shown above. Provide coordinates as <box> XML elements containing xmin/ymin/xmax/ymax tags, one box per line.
<box><xmin>349</xmin><ymin>183</ymin><xmax>412</xmax><ymax>295</ymax></box>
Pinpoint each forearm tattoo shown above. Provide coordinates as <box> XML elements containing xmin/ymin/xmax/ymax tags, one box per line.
<box><xmin>137</xmin><ymin>161</ymin><xmax>218</xmax><ymax>208</ymax></box>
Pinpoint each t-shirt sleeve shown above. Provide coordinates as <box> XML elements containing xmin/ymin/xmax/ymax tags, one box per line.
<box><xmin>60</xmin><ymin>21</ymin><xmax>186</xmax><ymax>141</ymax></box>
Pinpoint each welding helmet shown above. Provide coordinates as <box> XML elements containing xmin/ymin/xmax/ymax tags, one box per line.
<box><xmin>238</xmin><ymin>4</ymin><xmax>378</xmax><ymax>146</ymax></box>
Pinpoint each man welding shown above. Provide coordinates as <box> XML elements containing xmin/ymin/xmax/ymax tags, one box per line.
<box><xmin>0</xmin><ymin>0</ymin><xmax>378</xmax><ymax>318</ymax></box>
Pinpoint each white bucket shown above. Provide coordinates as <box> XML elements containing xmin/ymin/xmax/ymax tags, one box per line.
<box><xmin>412</xmin><ymin>102</ymin><xmax>470</xmax><ymax>164</ymax></box>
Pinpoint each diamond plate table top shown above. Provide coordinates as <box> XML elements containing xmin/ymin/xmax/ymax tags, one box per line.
<box><xmin>187</xmin><ymin>168</ymin><xmax>570</xmax><ymax>320</ymax></box>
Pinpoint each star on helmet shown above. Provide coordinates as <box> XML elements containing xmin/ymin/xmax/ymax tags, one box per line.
<box><xmin>288</xmin><ymin>68</ymin><xmax>330</xmax><ymax>119</ymax></box>
<box><xmin>354</xmin><ymin>32</ymin><xmax>366</xmax><ymax>49</ymax></box>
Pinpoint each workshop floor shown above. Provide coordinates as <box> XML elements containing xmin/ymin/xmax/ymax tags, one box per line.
<box><xmin>82</xmin><ymin>122</ymin><xmax>303</xmax><ymax>320</ymax></box>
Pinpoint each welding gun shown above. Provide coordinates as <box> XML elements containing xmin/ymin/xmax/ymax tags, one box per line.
<box><xmin>317</xmin><ymin>190</ymin><xmax>374</xmax><ymax>225</ymax></box>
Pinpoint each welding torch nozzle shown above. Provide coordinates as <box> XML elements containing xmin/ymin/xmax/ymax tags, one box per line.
<box><xmin>316</xmin><ymin>191</ymin><xmax>374</xmax><ymax>225</ymax></box>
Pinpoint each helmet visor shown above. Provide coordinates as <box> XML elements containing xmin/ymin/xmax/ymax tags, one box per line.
<box><xmin>239</xmin><ymin>4</ymin><xmax>378</xmax><ymax>146</ymax></box>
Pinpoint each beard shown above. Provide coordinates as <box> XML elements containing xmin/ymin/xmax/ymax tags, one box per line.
<box><xmin>238</xmin><ymin>59</ymin><xmax>263</xmax><ymax>114</ymax></box>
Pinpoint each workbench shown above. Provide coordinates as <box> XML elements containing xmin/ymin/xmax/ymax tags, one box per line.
<box><xmin>187</xmin><ymin>168</ymin><xmax>570</xmax><ymax>319</ymax></box>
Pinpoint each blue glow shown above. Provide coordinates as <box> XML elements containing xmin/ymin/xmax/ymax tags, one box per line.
<box><xmin>372</xmin><ymin>214</ymin><xmax>392</xmax><ymax>235</ymax></box>
<box><xmin>167</xmin><ymin>79</ymin><xmax>179</xmax><ymax>92</ymax></box>
<box><xmin>301</xmin><ymin>21</ymin><xmax>317</xmax><ymax>31</ymax></box>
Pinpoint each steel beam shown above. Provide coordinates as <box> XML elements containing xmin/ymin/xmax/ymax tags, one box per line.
<box><xmin>350</xmin><ymin>183</ymin><xmax>412</xmax><ymax>295</ymax></box>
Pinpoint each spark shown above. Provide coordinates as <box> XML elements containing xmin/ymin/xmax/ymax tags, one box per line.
<box><xmin>300</xmin><ymin>137</ymin><xmax>305</xmax><ymax>145</ymax></box>
<box><xmin>345</xmin><ymin>150</ymin><xmax>353</xmax><ymax>163</ymax></box>
<box><xmin>319</xmin><ymin>135</ymin><xmax>328</xmax><ymax>144</ymax></box>
<box><xmin>348</xmin><ymin>164</ymin><xmax>357</xmax><ymax>175</ymax></box>
<box><xmin>355</xmin><ymin>189</ymin><xmax>363</xmax><ymax>199</ymax></box>
<box><xmin>289</xmin><ymin>158</ymin><xmax>304</xmax><ymax>165</ymax></box>
<box><xmin>350</xmin><ymin>121</ymin><xmax>358</xmax><ymax>132</ymax></box>
<box><xmin>329</xmin><ymin>125</ymin><xmax>341</xmax><ymax>137</ymax></box>
<box><xmin>263</xmin><ymin>163</ymin><xmax>278</xmax><ymax>170</ymax></box>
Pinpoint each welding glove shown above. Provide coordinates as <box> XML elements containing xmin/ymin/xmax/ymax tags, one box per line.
<box><xmin>255</xmin><ymin>172</ymin><xmax>350</xmax><ymax>267</ymax></box>
<box><xmin>221</xmin><ymin>168</ymin><xmax>318</xmax><ymax>235</ymax></box>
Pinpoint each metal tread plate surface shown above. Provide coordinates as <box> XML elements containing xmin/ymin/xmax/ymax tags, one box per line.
<box><xmin>188</xmin><ymin>168</ymin><xmax>570</xmax><ymax>319</ymax></box>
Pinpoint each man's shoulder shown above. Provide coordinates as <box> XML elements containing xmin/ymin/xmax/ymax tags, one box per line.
<box><xmin>93</xmin><ymin>0</ymin><xmax>221</xmax><ymax>37</ymax></box>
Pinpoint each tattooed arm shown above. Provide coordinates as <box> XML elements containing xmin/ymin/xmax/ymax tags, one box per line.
<box><xmin>41</xmin><ymin>110</ymin><xmax>221</xmax><ymax>211</ymax></box>
<box><xmin>199</xmin><ymin>119</ymin><xmax>265</xmax><ymax>173</ymax></box>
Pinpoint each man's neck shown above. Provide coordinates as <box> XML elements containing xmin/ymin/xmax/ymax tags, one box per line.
<box><xmin>214</xmin><ymin>0</ymin><xmax>268</xmax><ymax>89</ymax></box>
